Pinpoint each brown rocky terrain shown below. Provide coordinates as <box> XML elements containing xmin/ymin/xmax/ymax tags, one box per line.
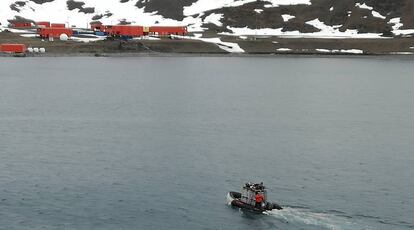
<box><xmin>2</xmin><ymin>30</ymin><xmax>414</xmax><ymax>56</ymax></box>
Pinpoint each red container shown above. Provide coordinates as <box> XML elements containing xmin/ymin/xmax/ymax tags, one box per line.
<box><xmin>37</xmin><ymin>28</ymin><xmax>73</xmax><ymax>38</ymax></box>
<box><xmin>109</xmin><ymin>25</ymin><xmax>144</xmax><ymax>37</ymax></box>
<box><xmin>0</xmin><ymin>44</ymin><xmax>27</xmax><ymax>53</ymax></box>
<box><xmin>149</xmin><ymin>26</ymin><xmax>187</xmax><ymax>36</ymax></box>
<box><xmin>36</xmin><ymin>21</ymin><xmax>50</xmax><ymax>28</ymax></box>
<box><xmin>51</xmin><ymin>23</ymin><xmax>66</xmax><ymax>28</ymax></box>
<box><xmin>10</xmin><ymin>22</ymin><xmax>32</xmax><ymax>28</ymax></box>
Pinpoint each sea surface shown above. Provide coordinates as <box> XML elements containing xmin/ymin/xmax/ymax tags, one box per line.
<box><xmin>0</xmin><ymin>56</ymin><xmax>413</xmax><ymax>230</ymax></box>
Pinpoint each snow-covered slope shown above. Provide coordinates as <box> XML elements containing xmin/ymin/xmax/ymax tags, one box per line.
<box><xmin>1</xmin><ymin>0</ymin><xmax>182</xmax><ymax>27</ymax></box>
<box><xmin>1</xmin><ymin>0</ymin><xmax>413</xmax><ymax>38</ymax></box>
<box><xmin>182</xmin><ymin>0</ymin><xmax>311</xmax><ymax>16</ymax></box>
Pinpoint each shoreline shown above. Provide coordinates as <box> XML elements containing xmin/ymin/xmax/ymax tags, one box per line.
<box><xmin>2</xmin><ymin>52</ymin><xmax>414</xmax><ymax>58</ymax></box>
<box><xmin>2</xmin><ymin>31</ymin><xmax>414</xmax><ymax>58</ymax></box>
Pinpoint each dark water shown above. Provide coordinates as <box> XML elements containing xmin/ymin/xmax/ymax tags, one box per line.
<box><xmin>1</xmin><ymin>56</ymin><xmax>413</xmax><ymax>230</ymax></box>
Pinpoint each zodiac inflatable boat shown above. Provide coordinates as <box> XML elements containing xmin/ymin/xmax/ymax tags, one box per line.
<box><xmin>227</xmin><ymin>182</ymin><xmax>283</xmax><ymax>213</ymax></box>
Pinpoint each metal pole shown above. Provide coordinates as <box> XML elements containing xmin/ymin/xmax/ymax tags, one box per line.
<box><xmin>255</xmin><ymin>12</ymin><xmax>258</xmax><ymax>40</ymax></box>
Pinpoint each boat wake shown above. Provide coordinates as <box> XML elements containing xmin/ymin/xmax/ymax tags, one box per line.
<box><xmin>266</xmin><ymin>207</ymin><xmax>368</xmax><ymax>230</ymax></box>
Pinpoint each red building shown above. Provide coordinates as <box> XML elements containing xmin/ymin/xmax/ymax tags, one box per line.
<box><xmin>90</xmin><ymin>22</ymin><xmax>103</xmax><ymax>31</ymax></box>
<box><xmin>37</xmin><ymin>28</ymin><xmax>73</xmax><ymax>38</ymax></box>
<box><xmin>36</xmin><ymin>21</ymin><xmax>51</xmax><ymax>28</ymax></box>
<box><xmin>148</xmin><ymin>26</ymin><xmax>187</xmax><ymax>36</ymax></box>
<box><xmin>100</xmin><ymin>25</ymin><xmax>113</xmax><ymax>34</ymax></box>
<box><xmin>9</xmin><ymin>21</ymin><xmax>33</xmax><ymax>28</ymax></box>
<box><xmin>109</xmin><ymin>25</ymin><xmax>144</xmax><ymax>37</ymax></box>
<box><xmin>0</xmin><ymin>44</ymin><xmax>27</xmax><ymax>53</ymax></box>
<box><xmin>51</xmin><ymin>23</ymin><xmax>66</xmax><ymax>28</ymax></box>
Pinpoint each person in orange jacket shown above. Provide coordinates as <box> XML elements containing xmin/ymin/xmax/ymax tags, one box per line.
<box><xmin>255</xmin><ymin>192</ymin><xmax>264</xmax><ymax>208</ymax></box>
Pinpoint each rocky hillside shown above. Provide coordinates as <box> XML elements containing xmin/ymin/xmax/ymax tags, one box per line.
<box><xmin>1</xmin><ymin>0</ymin><xmax>414</xmax><ymax>37</ymax></box>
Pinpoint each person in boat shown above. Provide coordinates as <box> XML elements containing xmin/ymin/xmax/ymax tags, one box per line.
<box><xmin>255</xmin><ymin>192</ymin><xmax>264</xmax><ymax>209</ymax></box>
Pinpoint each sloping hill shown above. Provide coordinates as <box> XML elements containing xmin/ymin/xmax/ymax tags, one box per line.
<box><xmin>1</xmin><ymin>0</ymin><xmax>413</xmax><ymax>37</ymax></box>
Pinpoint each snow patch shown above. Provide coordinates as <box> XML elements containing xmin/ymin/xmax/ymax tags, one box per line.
<box><xmin>338</xmin><ymin>49</ymin><xmax>364</xmax><ymax>54</ymax></box>
<box><xmin>70</xmin><ymin>35</ymin><xmax>106</xmax><ymax>43</ymax></box>
<box><xmin>388</xmin><ymin>18</ymin><xmax>414</xmax><ymax>36</ymax></box>
<box><xmin>183</xmin><ymin>15</ymin><xmax>207</xmax><ymax>32</ymax></box>
<box><xmin>304</xmin><ymin>19</ymin><xmax>382</xmax><ymax>38</ymax></box>
<box><xmin>171</xmin><ymin>34</ymin><xmax>244</xmax><ymax>53</ymax></box>
<box><xmin>133</xmin><ymin>36</ymin><xmax>161</xmax><ymax>41</ymax></box>
<box><xmin>19</xmin><ymin>34</ymin><xmax>38</xmax><ymax>38</ymax></box>
<box><xmin>184</xmin><ymin>0</ymin><xmax>255</xmax><ymax>16</ymax></box>
<box><xmin>183</xmin><ymin>0</ymin><xmax>311</xmax><ymax>16</ymax></box>
<box><xmin>372</xmin><ymin>11</ymin><xmax>386</xmax><ymax>20</ymax></box>
<box><xmin>316</xmin><ymin>48</ymin><xmax>363</xmax><ymax>54</ymax></box>
<box><xmin>222</xmin><ymin>24</ymin><xmax>384</xmax><ymax>38</ymax></box>
<box><xmin>254</xmin><ymin>9</ymin><xmax>263</xmax><ymax>14</ymax></box>
<box><xmin>277</xmin><ymin>48</ymin><xmax>292</xmax><ymax>52</ymax></box>
<box><xmin>315</xmin><ymin>49</ymin><xmax>330</xmax><ymax>53</ymax></box>
<box><xmin>267</xmin><ymin>0</ymin><xmax>311</xmax><ymax>7</ymax></box>
<box><xmin>355</xmin><ymin>3</ymin><xmax>373</xmax><ymax>10</ymax></box>
<box><xmin>354</xmin><ymin>2</ymin><xmax>385</xmax><ymax>19</ymax></box>
<box><xmin>389</xmin><ymin>17</ymin><xmax>403</xmax><ymax>30</ymax></box>
<box><xmin>281</xmin><ymin>14</ymin><xmax>295</xmax><ymax>22</ymax></box>
<box><xmin>204</xmin><ymin>13</ymin><xmax>223</xmax><ymax>27</ymax></box>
